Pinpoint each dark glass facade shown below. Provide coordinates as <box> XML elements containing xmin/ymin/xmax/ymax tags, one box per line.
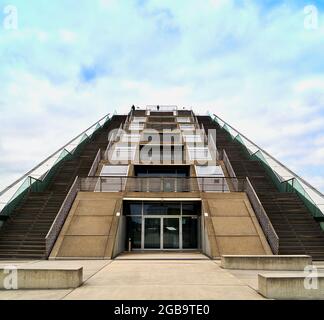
<box><xmin>124</xmin><ymin>201</ymin><xmax>201</xmax><ymax>250</ymax></box>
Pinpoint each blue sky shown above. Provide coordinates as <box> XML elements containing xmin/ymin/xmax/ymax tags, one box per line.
<box><xmin>0</xmin><ymin>0</ymin><xmax>324</xmax><ymax>192</ymax></box>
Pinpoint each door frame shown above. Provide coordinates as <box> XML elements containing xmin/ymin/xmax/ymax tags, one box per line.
<box><xmin>142</xmin><ymin>216</ymin><xmax>182</xmax><ymax>250</ymax></box>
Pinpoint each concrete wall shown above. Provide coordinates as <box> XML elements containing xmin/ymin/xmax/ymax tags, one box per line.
<box><xmin>221</xmin><ymin>255</ymin><xmax>312</xmax><ymax>270</ymax></box>
<box><xmin>201</xmin><ymin>193</ymin><xmax>272</xmax><ymax>258</ymax></box>
<box><xmin>0</xmin><ymin>268</ymin><xmax>82</xmax><ymax>289</ymax></box>
<box><xmin>50</xmin><ymin>192</ymin><xmax>123</xmax><ymax>260</ymax></box>
<box><xmin>113</xmin><ymin>215</ymin><xmax>127</xmax><ymax>257</ymax></box>
<box><xmin>259</xmin><ymin>274</ymin><xmax>324</xmax><ymax>299</ymax></box>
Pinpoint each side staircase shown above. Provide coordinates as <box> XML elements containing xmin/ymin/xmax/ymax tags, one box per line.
<box><xmin>199</xmin><ymin>116</ymin><xmax>324</xmax><ymax>260</ymax></box>
<box><xmin>0</xmin><ymin>115</ymin><xmax>126</xmax><ymax>259</ymax></box>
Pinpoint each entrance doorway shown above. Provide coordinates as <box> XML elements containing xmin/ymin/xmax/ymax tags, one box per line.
<box><xmin>144</xmin><ymin>217</ymin><xmax>180</xmax><ymax>250</ymax></box>
<box><xmin>125</xmin><ymin>201</ymin><xmax>201</xmax><ymax>251</ymax></box>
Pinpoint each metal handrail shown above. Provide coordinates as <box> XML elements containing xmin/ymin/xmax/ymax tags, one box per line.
<box><xmin>0</xmin><ymin>113</ymin><xmax>110</xmax><ymax>197</ymax></box>
<box><xmin>80</xmin><ymin>176</ymin><xmax>247</xmax><ymax>193</ymax></box>
<box><xmin>88</xmin><ymin>149</ymin><xmax>102</xmax><ymax>177</ymax></box>
<box><xmin>223</xmin><ymin>149</ymin><xmax>239</xmax><ymax>192</ymax></box>
<box><xmin>245</xmin><ymin>177</ymin><xmax>279</xmax><ymax>254</ymax></box>
<box><xmin>45</xmin><ymin>176</ymin><xmax>80</xmax><ymax>256</ymax></box>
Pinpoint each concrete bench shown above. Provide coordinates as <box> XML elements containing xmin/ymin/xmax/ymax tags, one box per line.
<box><xmin>221</xmin><ymin>255</ymin><xmax>312</xmax><ymax>271</ymax></box>
<box><xmin>259</xmin><ymin>273</ymin><xmax>324</xmax><ymax>299</ymax></box>
<box><xmin>0</xmin><ymin>267</ymin><xmax>83</xmax><ymax>290</ymax></box>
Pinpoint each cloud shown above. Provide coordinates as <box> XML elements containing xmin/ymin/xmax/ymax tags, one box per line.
<box><xmin>0</xmin><ymin>0</ymin><xmax>324</xmax><ymax>195</ymax></box>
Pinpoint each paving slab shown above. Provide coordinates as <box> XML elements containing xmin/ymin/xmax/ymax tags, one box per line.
<box><xmin>64</xmin><ymin>259</ymin><xmax>264</xmax><ymax>300</ymax></box>
<box><xmin>0</xmin><ymin>256</ymin><xmax>266</xmax><ymax>300</ymax></box>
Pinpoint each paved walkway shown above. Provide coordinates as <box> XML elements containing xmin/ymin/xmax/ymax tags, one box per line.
<box><xmin>0</xmin><ymin>254</ymin><xmax>266</xmax><ymax>300</ymax></box>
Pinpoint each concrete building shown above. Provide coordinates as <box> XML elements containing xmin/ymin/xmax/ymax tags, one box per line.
<box><xmin>0</xmin><ymin>105</ymin><xmax>324</xmax><ymax>261</ymax></box>
<box><xmin>0</xmin><ymin>106</ymin><xmax>324</xmax><ymax>300</ymax></box>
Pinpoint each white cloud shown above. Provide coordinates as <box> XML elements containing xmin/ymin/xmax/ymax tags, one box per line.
<box><xmin>0</xmin><ymin>0</ymin><xmax>324</xmax><ymax>195</ymax></box>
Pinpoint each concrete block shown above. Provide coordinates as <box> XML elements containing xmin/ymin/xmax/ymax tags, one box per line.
<box><xmin>221</xmin><ymin>255</ymin><xmax>312</xmax><ymax>271</ymax></box>
<box><xmin>0</xmin><ymin>267</ymin><xmax>83</xmax><ymax>290</ymax></box>
<box><xmin>258</xmin><ymin>273</ymin><xmax>324</xmax><ymax>300</ymax></box>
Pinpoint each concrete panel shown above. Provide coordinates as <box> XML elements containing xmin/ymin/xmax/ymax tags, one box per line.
<box><xmin>202</xmin><ymin>193</ymin><xmax>272</xmax><ymax>257</ymax></box>
<box><xmin>66</xmin><ymin>216</ymin><xmax>113</xmax><ymax>236</ymax></box>
<box><xmin>216</xmin><ymin>237</ymin><xmax>266</xmax><ymax>255</ymax></box>
<box><xmin>0</xmin><ymin>268</ymin><xmax>83</xmax><ymax>290</ymax></box>
<box><xmin>258</xmin><ymin>273</ymin><xmax>324</xmax><ymax>300</ymax></box>
<box><xmin>51</xmin><ymin>192</ymin><xmax>123</xmax><ymax>260</ymax></box>
<box><xmin>76</xmin><ymin>200</ymin><xmax>116</xmax><ymax>216</ymax></box>
<box><xmin>58</xmin><ymin>236</ymin><xmax>108</xmax><ymax>258</ymax></box>
<box><xmin>221</xmin><ymin>255</ymin><xmax>312</xmax><ymax>271</ymax></box>
<box><xmin>208</xmin><ymin>200</ymin><xmax>249</xmax><ymax>217</ymax></box>
<box><xmin>212</xmin><ymin>217</ymin><xmax>257</xmax><ymax>236</ymax></box>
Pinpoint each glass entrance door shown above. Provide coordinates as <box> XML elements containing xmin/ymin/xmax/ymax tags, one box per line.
<box><xmin>163</xmin><ymin>218</ymin><xmax>180</xmax><ymax>249</ymax></box>
<box><xmin>144</xmin><ymin>218</ymin><xmax>161</xmax><ymax>249</ymax></box>
<box><xmin>144</xmin><ymin>217</ymin><xmax>180</xmax><ymax>250</ymax></box>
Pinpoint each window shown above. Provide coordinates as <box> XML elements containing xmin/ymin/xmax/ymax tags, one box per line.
<box><xmin>182</xmin><ymin>202</ymin><xmax>201</xmax><ymax>216</ymax></box>
<box><xmin>135</xmin><ymin>166</ymin><xmax>189</xmax><ymax>177</ymax></box>
<box><xmin>177</xmin><ymin>117</ymin><xmax>191</xmax><ymax>123</ymax></box>
<box><xmin>183</xmin><ymin>135</ymin><xmax>202</xmax><ymax>143</ymax></box>
<box><xmin>129</xmin><ymin>123</ymin><xmax>144</xmax><ymax>131</ymax></box>
<box><xmin>111</xmin><ymin>146</ymin><xmax>137</xmax><ymax>161</ymax></box>
<box><xmin>100</xmin><ymin>165</ymin><xmax>129</xmax><ymax>176</ymax></box>
<box><xmin>124</xmin><ymin>201</ymin><xmax>201</xmax><ymax>217</ymax></box>
<box><xmin>133</xmin><ymin>117</ymin><xmax>147</xmax><ymax>123</ymax></box>
<box><xmin>187</xmin><ymin>147</ymin><xmax>212</xmax><ymax>161</ymax></box>
<box><xmin>121</xmin><ymin>134</ymin><xmax>141</xmax><ymax>143</ymax></box>
<box><xmin>195</xmin><ymin>165</ymin><xmax>229</xmax><ymax>192</ymax></box>
<box><xmin>124</xmin><ymin>202</ymin><xmax>143</xmax><ymax>216</ymax></box>
<box><xmin>195</xmin><ymin>165</ymin><xmax>224</xmax><ymax>177</ymax></box>
<box><xmin>179</xmin><ymin>124</ymin><xmax>195</xmax><ymax>131</ymax></box>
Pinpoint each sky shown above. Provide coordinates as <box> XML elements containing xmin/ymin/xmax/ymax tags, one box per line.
<box><xmin>0</xmin><ymin>0</ymin><xmax>324</xmax><ymax>193</ymax></box>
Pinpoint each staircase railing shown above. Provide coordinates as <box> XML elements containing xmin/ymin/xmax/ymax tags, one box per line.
<box><xmin>80</xmin><ymin>176</ymin><xmax>244</xmax><ymax>193</ymax></box>
<box><xmin>45</xmin><ymin>176</ymin><xmax>81</xmax><ymax>257</ymax></box>
<box><xmin>0</xmin><ymin>113</ymin><xmax>111</xmax><ymax>220</ymax></box>
<box><xmin>223</xmin><ymin>150</ymin><xmax>239</xmax><ymax>192</ymax></box>
<box><xmin>245</xmin><ymin>177</ymin><xmax>279</xmax><ymax>254</ymax></box>
<box><xmin>88</xmin><ymin>149</ymin><xmax>102</xmax><ymax>177</ymax></box>
<box><xmin>212</xmin><ymin>114</ymin><xmax>324</xmax><ymax>220</ymax></box>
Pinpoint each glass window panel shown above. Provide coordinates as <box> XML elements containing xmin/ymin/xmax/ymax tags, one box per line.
<box><xmin>124</xmin><ymin>201</ymin><xmax>142</xmax><ymax>216</ymax></box>
<box><xmin>163</xmin><ymin>218</ymin><xmax>180</xmax><ymax>249</ymax></box>
<box><xmin>100</xmin><ymin>165</ymin><xmax>129</xmax><ymax>176</ymax></box>
<box><xmin>182</xmin><ymin>217</ymin><xmax>198</xmax><ymax>249</ymax></box>
<box><xmin>143</xmin><ymin>202</ymin><xmax>163</xmax><ymax>215</ymax></box>
<box><xmin>144</xmin><ymin>218</ymin><xmax>161</xmax><ymax>249</ymax></box>
<box><xmin>163</xmin><ymin>202</ymin><xmax>181</xmax><ymax>215</ymax></box>
<box><xmin>127</xmin><ymin>216</ymin><xmax>142</xmax><ymax>249</ymax></box>
<box><xmin>182</xmin><ymin>202</ymin><xmax>201</xmax><ymax>216</ymax></box>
